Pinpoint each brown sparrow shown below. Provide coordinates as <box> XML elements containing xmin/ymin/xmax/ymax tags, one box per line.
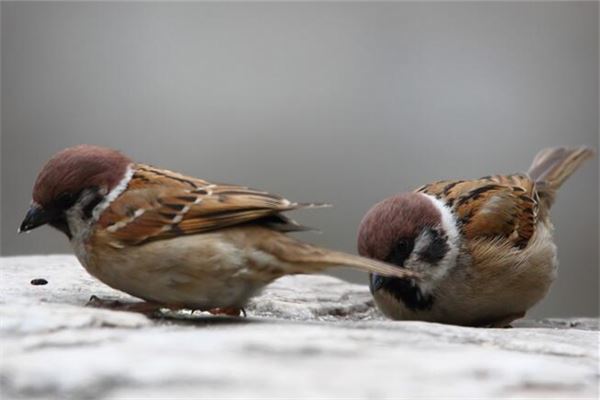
<box><xmin>357</xmin><ymin>147</ymin><xmax>595</xmax><ymax>327</ymax></box>
<box><xmin>19</xmin><ymin>145</ymin><xmax>416</xmax><ymax>316</ymax></box>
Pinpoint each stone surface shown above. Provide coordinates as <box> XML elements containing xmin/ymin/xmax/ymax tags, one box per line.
<box><xmin>0</xmin><ymin>255</ymin><xmax>598</xmax><ymax>399</ymax></box>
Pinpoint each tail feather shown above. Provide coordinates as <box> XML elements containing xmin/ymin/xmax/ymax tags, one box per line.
<box><xmin>528</xmin><ymin>146</ymin><xmax>595</xmax><ymax>209</ymax></box>
<box><xmin>304</xmin><ymin>249</ymin><xmax>421</xmax><ymax>280</ymax></box>
<box><xmin>262</xmin><ymin>201</ymin><xmax>330</xmax><ymax>232</ymax></box>
<box><xmin>261</xmin><ymin>233</ymin><xmax>419</xmax><ymax>280</ymax></box>
<box><xmin>265</xmin><ymin>202</ymin><xmax>410</xmax><ymax>277</ymax></box>
<box><xmin>259</xmin><ymin>214</ymin><xmax>320</xmax><ymax>233</ymax></box>
<box><xmin>290</xmin><ymin>202</ymin><xmax>332</xmax><ymax>210</ymax></box>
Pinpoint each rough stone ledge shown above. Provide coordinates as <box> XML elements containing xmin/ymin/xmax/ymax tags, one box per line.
<box><xmin>1</xmin><ymin>255</ymin><xmax>598</xmax><ymax>399</ymax></box>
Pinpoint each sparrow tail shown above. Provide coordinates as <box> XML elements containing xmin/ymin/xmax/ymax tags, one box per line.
<box><xmin>297</xmin><ymin>249</ymin><xmax>421</xmax><ymax>279</ymax></box>
<box><xmin>260</xmin><ymin>234</ymin><xmax>419</xmax><ymax>280</ymax></box>
<box><xmin>527</xmin><ymin>146</ymin><xmax>595</xmax><ymax>208</ymax></box>
<box><xmin>290</xmin><ymin>202</ymin><xmax>332</xmax><ymax>209</ymax></box>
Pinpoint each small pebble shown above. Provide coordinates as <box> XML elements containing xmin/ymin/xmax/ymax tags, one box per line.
<box><xmin>30</xmin><ymin>278</ymin><xmax>48</xmax><ymax>286</ymax></box>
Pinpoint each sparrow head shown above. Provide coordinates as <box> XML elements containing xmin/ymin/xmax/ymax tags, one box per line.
<box><xmin>357</xmin><ymin>192</ymin><xmax>460</xmax><ymax>309</ymax></box>
<box><xmin>19</xmin><ymin>145</ymin><xmax>131</xmax><ymax>237</ymax></box>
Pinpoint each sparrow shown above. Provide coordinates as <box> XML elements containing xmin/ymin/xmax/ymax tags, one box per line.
<box><xmin>357</xmin><ymin>147</ymin><xmax>595</xmax><ymax>327</ymax></box>
<box><xmin>19</xmin><ymin>145</ymin><xmax>417</xmax><ymax>316</ymax></box>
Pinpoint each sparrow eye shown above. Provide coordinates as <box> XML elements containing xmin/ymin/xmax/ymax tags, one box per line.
<box><xmin>54</xmin><ymin>192</ymin><xmax>78</xmax><ymax>210</ymax></box>
<box><xmin>396</xmin><ymin>239</ymin><xmax>409</xmax><ymax>254</ymax></box>
<box><xmin>386</xmin><ymin>238</ymin><xmax>415</xmax><ymax>267</ymax></box>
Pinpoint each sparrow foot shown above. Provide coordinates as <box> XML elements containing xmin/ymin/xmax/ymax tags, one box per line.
<box><xmin>208</xmin><ymin>307</ymin><xmax>247</xmax><ymax>317</ymax></box>
<box><xmin>86</xmin><ymin>295</ymin><xmax>165</xmax><ymax>316</ymax></box>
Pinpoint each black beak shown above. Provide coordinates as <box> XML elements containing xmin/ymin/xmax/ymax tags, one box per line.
<box><xmin>18</xmin><ymin>205</ymin><xmax>55</xmax><ymax>233</ymax></box>
<box><xmin>369</xmin><ymin>273</ymin><xmax>386</xmax><ymax>294</ymax></box>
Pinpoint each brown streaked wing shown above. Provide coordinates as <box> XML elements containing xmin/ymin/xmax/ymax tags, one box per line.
<box><xmin>97</xmin><ymin>165</ymin><xmax>317</xmax><ymax>245</ymax></box>
<box><xmin>417</xmin><ymin>175</ymin><xmax>538</xmax><ymax>248</ymax></box>
<box><xmin>127</xmin><ymin>164</ymin><xmax>211</xmax><ymax>189</ymax></box>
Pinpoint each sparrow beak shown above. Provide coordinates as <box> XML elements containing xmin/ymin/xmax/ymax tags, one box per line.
<box><xmin>18</xmin><ymin>204</ymin><xmax>54</xmax><ymax>233</ymax></box>
<box><xmin>369</xmin><ymin>273</ymin><xmax>386</xmax><ymax>294</ymax></box>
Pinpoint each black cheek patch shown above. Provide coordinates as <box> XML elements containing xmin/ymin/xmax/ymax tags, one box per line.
<box><xmin>380</xmin><ymin>278</ymin><xmax>434</xmax><ymax>311</ymax></box>
<box><xmin>82</xmin><ymin>193</ymin><xmax>103</xmax><ymax>220</ymax></box>
<box><xmin>418</xmin><ymin>229</ymin><xmax>449</xmax><ymax>265</ymax></box>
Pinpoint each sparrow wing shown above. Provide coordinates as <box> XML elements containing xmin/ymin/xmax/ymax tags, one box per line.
<box><xmin>417</xmin><ymin>175</ymin><xmax>538</xmax><ymax>248</ymax></box>
<box><xmin>98</xmin><ymin>164</ymin><xmax>325</xmax><ymax>245</ymax></box>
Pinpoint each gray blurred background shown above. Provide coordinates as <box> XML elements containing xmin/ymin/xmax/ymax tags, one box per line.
<box><xmin>1</xmin><ymin>2</ymin><xmax>598</xmax><ymax>317</ymax></box>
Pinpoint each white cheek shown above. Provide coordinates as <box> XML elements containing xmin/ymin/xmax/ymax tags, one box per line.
<box><xmin>405</xmin><ymin>254</ymin><xmax>452</xmax><ymax>294</ymax></box>
<box><xmin>65</xmin><ymin>204</ymin><xmax>93</xmax><ymax>265</ymax></box>
<box><xmin>408</xmin><ymin>193</ymin><xmax>462</xmax><ymax>294</ymax></box>
<box><xmin>66</xmin><ymin>208</ymin><xmax>88</xmax><ymax>238</ymax></box>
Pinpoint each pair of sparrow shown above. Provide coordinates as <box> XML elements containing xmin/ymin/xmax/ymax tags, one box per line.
<box><xmin>20</xmin><ymin>145</ymin><xmax>594</xmax><ymax>326</ymax></box>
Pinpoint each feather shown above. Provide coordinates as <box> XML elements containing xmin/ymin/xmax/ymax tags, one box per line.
<box><xmin>98</xmin><ymin>164</ymin><xmax>328</xmax><ymax>245</ymax></box>
<box><xmin>527</xmin><ymin>146</ymin><xmax>595</xmax><ymax>210</ymax></box>
<box><xmin>418</xmin><ymin>176</ymin><xmax>537</xmax><ymax>249</ymax></box>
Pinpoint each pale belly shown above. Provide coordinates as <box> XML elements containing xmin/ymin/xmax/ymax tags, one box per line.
<box><xmin>72</xmin><ymin>232</ymin><xmax>282</xmax><ymax>309</ymax></box>
<box><xmin>373</xmin><ymin>223</ymin><xmax>558</xmax><ymax>326</ymax></box>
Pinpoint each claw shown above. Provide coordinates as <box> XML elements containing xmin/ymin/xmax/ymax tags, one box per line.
<box><xmin>208</xmin><ymin>307</ymin><xmax>245</xmax><ymax>317</ymax></box>
<box><xmin>85</xmin><ymin>295</ymin><xmax>164</xmax><ymax>316</ymax></box>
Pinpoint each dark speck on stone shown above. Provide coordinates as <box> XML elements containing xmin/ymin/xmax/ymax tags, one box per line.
<box><xmin>30</xmin><ymin>278</ymin><xmax>48</xmax><ymax>286</ymax></box>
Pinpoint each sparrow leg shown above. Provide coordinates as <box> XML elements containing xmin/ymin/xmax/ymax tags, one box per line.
<box><xmin>207</xmin><ymin>307</ymin><xmax>246</xmax><ymax>317</ymax></box>
<box><xmin>86</xmin><ymin>295</ymin><xmax>165</xmax><ymax>316</ymax></box>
